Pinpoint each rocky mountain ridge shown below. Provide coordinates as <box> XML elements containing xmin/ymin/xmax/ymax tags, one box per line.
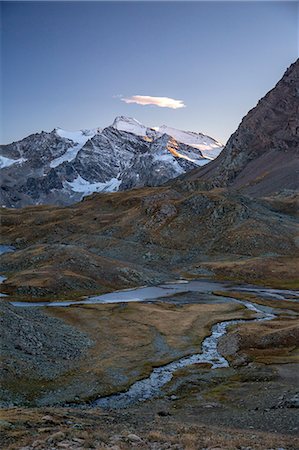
<box><xmin>0</xmin><ymin>118</ymin><xmax>223</xmax><ymax>208</ymax></box>
<box><xmin>183</xmin><ymin>59</ymin><xmax>299</xmax><ymax>197</ymax></box>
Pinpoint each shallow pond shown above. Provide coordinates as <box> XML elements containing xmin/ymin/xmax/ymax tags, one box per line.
<box><xmin>7</xmin><ymin>279</ymin><xmax>299</xmax><ymax>308</ymax></box>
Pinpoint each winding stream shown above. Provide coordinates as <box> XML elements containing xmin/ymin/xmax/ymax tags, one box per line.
<box><xmin>0</xmin><ymin>245</ymin><xmax>15</xmax><ymax>256</ymax></box>
<box><xmin>92</xmin><ymin>300</ymin><xmax>276</xmax><ymax>409</ymax></box>
<box><xmin>1</xmin><ymin>245</ymin><xmax>298</xmax><ymax>409</ymax></box>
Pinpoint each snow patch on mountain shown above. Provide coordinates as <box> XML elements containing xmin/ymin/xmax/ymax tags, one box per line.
<box><xmin>50</xmin><ymin>143</ymin><xmax>85</xmax><ymax>168</ymax></box>
<box><xmin>181</xmin><ymin>154</ymin><xmax>211</xmax><ymax>166</ymax></box>
<box><xmin>155</xmin><ymin>125</ymin><xmax>223</xmax><ymax>159</ymax></box>
<box><xmin>0</xmin><ymin>156</ymin><xmax>27</xmax><ymax>169</ymax></box>
<box><xmin>55</xmin><ymin>128</ymin><xmax>98</xmax><ymax>143</ymax></box>
<box><xmin>50</xmin><ymin>128</ymin><xmax>100</xmax><ymax>168</ymax></box>
<box><xmin>153</xmin><ymin>151</ymin><xmax>185</xmax><ymax>175</ymax></box>
<box><xmin>65</xmin><ymin>174</ymin><xmax>121</xmax><ymax>197</ymax></box>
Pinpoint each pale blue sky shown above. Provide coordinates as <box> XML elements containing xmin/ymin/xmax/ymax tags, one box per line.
<box><xmin>1</xmin><ymin>1</ymin><xmax>298</xmax><ymax>144</ymax></box>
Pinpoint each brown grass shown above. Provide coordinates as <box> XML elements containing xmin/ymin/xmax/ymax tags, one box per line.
<box><xmin>46</xmin><ymin>301</ymin><xmax>249</xmax><ymax>396</ymax></box>
<box><xmin>1</xmin><ymin>186</ymin><xmax>298</xmax><ymax>298</ymax></box>
<box><xmin>3</xmin><ymin>301</ymin><xmax>251</xmax><ymax>405</ymax></box>
<box><xmin>213</xmin><ymin>289</ymin><xmax>299</xmax><ymax>313</ymax></box>
<box><xmin>222</xmin><ymin>317</ymin><xmax>299</xmax><ymax>365</ymax></box>
<box><xmin>198</xmin><ymin>256</ymin><xmax>299</xmax><ymax>289</ymax></box>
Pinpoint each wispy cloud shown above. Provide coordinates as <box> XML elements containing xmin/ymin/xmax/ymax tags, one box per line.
<box><xmin>121</xmin><ymin>95</ymin><xmax>186</xmax><ymax>109</ymax></box>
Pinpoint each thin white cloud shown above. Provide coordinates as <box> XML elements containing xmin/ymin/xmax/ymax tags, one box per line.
<box><xmin>121</xmin><ymin>95</ymin><xmax>186</xmax><ymax>109</ymax></box>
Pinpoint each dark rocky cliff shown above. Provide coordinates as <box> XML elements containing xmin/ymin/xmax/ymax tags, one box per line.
<box><xmin>184</xmin><ymin>60</ymin><xmax>299</xmax><ymax>196</ymax></box>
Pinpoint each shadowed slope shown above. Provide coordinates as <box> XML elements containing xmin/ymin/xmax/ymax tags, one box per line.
<box><xmin>181</xmin><ymin>60</ymin><xmax>299</xmax><ymax>196</ymax></box>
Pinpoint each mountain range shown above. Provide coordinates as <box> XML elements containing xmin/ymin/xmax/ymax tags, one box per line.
<box><xmin>0</xmin><ymin>117</ymin><xmax>222</xmax><ymax>208</ymax></box>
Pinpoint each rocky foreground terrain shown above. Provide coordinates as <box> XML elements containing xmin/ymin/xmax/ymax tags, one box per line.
<box><xmin>0</xmin><ymin>61</ymin><xmax>298</xmax><ymax>449</ymax></box>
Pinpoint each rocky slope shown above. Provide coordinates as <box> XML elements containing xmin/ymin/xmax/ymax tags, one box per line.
<box><xmin>1</xmin><ymin>186</ymin><xmax>298</xmax><ymax>298</ymax></box>
<box><xmin>2</xmin><ymin>399</ymin><xmax>299</xmax><ymax>449</ymax></box>
<box><xmin>0</xmin><ymin>118</ymin><xmax>222</xmax><ymax>208</ymax></box>
<box><xmin>182</xmin><ymin>59</ymin><xmax>299</xmax><ymax>196</ymax></box>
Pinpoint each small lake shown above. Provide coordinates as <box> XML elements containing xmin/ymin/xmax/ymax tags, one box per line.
<box><xmin>8</xmin><ymin>279</ymin><xmax>299</xmax><ymax>308</ymax></box>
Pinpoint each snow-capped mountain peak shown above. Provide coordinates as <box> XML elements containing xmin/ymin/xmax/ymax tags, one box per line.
<box><xmin>111</xmin><ymin>117</ymin><xmax>223</xmax><ymax>159</ymax></box>
<box><xmin>112</xmin><ymin>116</ymin><xmax>153</xmax><ymax>137</ymax></box>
